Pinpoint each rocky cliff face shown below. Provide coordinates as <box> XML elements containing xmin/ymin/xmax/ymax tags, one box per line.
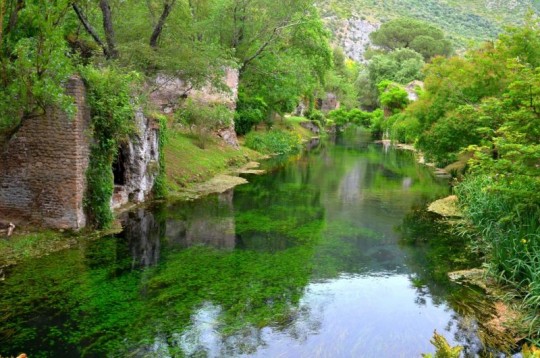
<box><xmin>111</xmin><ymin>109</ymin><xmax>160</xmax><ymax>209</ymax></box>
<box><xmin>327</xmin><ymin>16</ymin><xmax>380</xmax><ymax>63</ymax></box>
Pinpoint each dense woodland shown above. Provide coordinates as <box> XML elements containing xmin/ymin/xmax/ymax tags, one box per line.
<box><xmin>1</xmin><ymin>0</ymin><xmax>540</xmax><ymax>349</ymax></box>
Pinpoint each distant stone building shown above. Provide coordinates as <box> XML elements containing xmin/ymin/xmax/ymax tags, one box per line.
<box><xmin>318</xmin><ymin>92</ymin><xmax>340</xmax><ymax>113</ymax></box>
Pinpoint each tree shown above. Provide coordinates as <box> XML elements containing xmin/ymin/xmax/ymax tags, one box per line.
<box><xmin>370</xmin><ymin>18</ymin><xmax>452</xmax><ymax>60</ymax></box>
<box><xmin>368</xmin><ymin>48</ymin><xmax>425</xmax><ymax>85</ymax></box>
<box><xmin>225</xmin><ymin>1</ymin><xmax>332</xmax><ymax>125</ymax></box>
<box><xmin>72</xmin><ymin>0</ymin><xmax>118</xmax><ymax>59</ymax></box>
<box><xmin>0</xmin><ymin>0</ymin><xmax>74</xmax><ymax>137</ymax></box>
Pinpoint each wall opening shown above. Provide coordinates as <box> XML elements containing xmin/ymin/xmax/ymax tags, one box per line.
<box><xmin>112</xmin><ymin>148</ymin><xmax>127</xmax><ymax>186</ymax></box>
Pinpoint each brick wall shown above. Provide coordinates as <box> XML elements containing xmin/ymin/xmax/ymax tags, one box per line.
<box><xmin>0</xmin><ymin>76</ymin><xmax>90</xmax><ymax>229</ymax></box>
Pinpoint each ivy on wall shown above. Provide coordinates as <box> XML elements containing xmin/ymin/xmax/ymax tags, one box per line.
<box><xmin>80</xmin><ymin>67</ymin><xmax>138</xmax><ymax>229</ymax></box>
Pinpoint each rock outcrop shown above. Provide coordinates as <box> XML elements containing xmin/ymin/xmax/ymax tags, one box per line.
<box><xmin>405</xmin><ymin>80</ymin><xmax>424</xmax><ymax>102</ymax></box>
<box><xmin>319</xmin><ymin>92</ymin><xmax>340</xmax><ymax>113</ymax></box>
<box><xmin>328</xmin><ymin>16</ymin><xmax>380</xmax><ymax>63</ymax></box>
<box><xmin>111</xmin><ymin>109</ymin><xmax>160</xmax><ymax>209</ymax></box>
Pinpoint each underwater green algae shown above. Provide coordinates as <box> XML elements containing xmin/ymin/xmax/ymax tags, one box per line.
<box><xmin>1</xmin><ymin>135</ymin><xmax>477</xmax><ymax>357</ymax></box>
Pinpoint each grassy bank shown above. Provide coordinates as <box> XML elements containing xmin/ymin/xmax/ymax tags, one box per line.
<box><xmin>0</xmin><ymin>120</ymin><xmax>319</xmax><ymax>268</ymax></box>
<box><xmin>164</xmin><ymin>130</ymin><xmax>261</xmax><ymax>192</ymax></box>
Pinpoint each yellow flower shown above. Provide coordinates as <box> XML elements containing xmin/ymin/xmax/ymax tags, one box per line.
<box><xmin>521</xmin><ymin>239</ymin><xmax>527</xmax><ymax>244</ymax></box>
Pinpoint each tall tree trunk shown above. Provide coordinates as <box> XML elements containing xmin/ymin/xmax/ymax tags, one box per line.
<box><xmin>72</xmin><ymin>3</ymin><xmax>110</xmax><ymax>58</ymax></box>
<box><xmin>0</xmin><ymin>0</ymin><xmax>5</xmax><ymax>46</ymax></box>
<box><xmin>6</xmin><ymin>0</ymin><xmax>24</xmax><ymax>35</ymax></box>
<box><xmin>99</xmin><ymin>0</ymin><xmax>118</xmax><ymax>58</ymax></box>
<box><xmin>149</xmin><ymin>0</ymin><xmax>176</xmax><ymax>48</ymax></box>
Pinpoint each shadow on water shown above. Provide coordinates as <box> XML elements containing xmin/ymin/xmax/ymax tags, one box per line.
<box><xmin>0</xmin><ymin>128</ymin><xmax>508</xmax><ymax>357</ymax></box>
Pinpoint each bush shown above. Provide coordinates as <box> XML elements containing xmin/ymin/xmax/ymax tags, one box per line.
<box><xmin>347</xmin><ymin>108</ymin><xmax>372</xmax><ymax>127</ymax></box>
<box><xmin>389</xmin><ymin>113</ymin><xmax>421</xmax><ymax>144</ymax></box>
<box><xmin>368</xmin><ymin>109</ymin><xmax>385</xmax><ymax>138</ymax></box>
<box><xmin>244</xmin><ymin>130</ymin><xmax>301</xmax><ymax>155</ymax></box>
<box><xmin>234</xmin><ymin>93</ymin><xmax>267</xmax><ymax>135</ymax></box>
<box><xmin>327</xmin><ymin>108</ymin><xmax>350</xmax><ymax>127</ymax></box>
<box><xmin>378</xmin><ymin>80</ymin><xmax>410</xmax><ymax>113</ymax></box>
<box><xmin>177</xmin><ymin>99</ymin><xmax>233</xmax><ymax>148</ymax></box>
<box><xmin>305</xmin><ymin>109</ymin><xmax>326</xmax><ymax>125</ymax></box>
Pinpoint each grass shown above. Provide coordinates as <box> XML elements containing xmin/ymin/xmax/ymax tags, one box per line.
<box><xmin>456</xmin><ymin>174</ymin><xmax>540</xmax><ymax>344</ymax></box>
<box><xmin>164</xmin><ymin>130</ymin><xmax>260</xmax><ymax>191</ymax></box>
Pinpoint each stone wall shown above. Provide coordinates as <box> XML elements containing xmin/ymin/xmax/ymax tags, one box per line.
<box><xmin>0</xmin><ymin>76</ymin><xmax>90</xmax><ymax>229</ymax></box>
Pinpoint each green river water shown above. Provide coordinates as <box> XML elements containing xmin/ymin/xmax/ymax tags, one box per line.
<box><xmin>1</xmin><ymin>130</ymin><xmax>498</xmax><ymax>357</ymax></box>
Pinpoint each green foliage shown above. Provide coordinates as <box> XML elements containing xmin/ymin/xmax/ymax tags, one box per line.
<box><xmin>177</xmin><ymin>99</ymin><xmax>233</xmax><ymax>149</ymax></box>
<box><xmin>387</xmin><ymin>112</ymin><xmax>421</xmax><ymax>143</ymax></box>
<box><xmin>323</xmin><ymin>47</ymin><xmax>360</xmax><ymax>109</ymax></box>
<box><xmin>327</xmin><ymin>108</ymin><xmax>350</xmax><ymax>126</ymax></box>
<box><xmin>367</xmin><ymin>109</ymin><xmax>385</xmax><ymax>138</ymax></box>
<box><xmin>378</xmin><ymin>81</ymin><xmax>410</xmax><ymax>113</ymax></box>
<box><xmin>369</xmin><ymin>48</ymin><xmax>425</xmax><ymax>86</ymax></box>
<box><xmin>233</xmin><ymin>2</ymin><xmax>333</xmax><ymax>122</ymax></box>
<box><xmin>153</xmin><ymin>114</ymin><xmax>169</xmax><ymax>199</ymax></box>
<box><xmin>244</xmin><ymin>130</ymin><xmax>301</xmax><ymax>155</ymax></box>
<box><xmin>0</xmin><ymin>0</ymin><xmax>75</xmax><ymax>140</ymax></box>
<box><xmin>347</xmin><ymin>109</ymin><xmax>372</xmax><ymax>127</ymax></box>
<box><xmin>322</xmin><ymin>0</ymin><xmax>537</xmax><ymax>47</ymax></box>
<box><xmin>370</xmin><ymin>18</ymin><xmax>453</xmax><ymax>60</ymax></box>
<box><xmin>305</xmin><ymin>109</ymin><xmax>326</xmax><ymax>126</ymax></box>
<box><xmin>422</xmin><ymin>331</ymin><xmax>462</xmax><ymax>358</ymax></box>
<box><xmin>393</xmin><ymin>18</ymin><xmax>540</xmax><ymax>341</ymax></box>
<box><xmin>234</xmin><ymin>92</ymin><xmax>268</xmax><ymax>135</ymax></box>
<box><xmin>81</xmin><ymin>66</ymin><xmax>137</xmax><ymax>228</ymax></box>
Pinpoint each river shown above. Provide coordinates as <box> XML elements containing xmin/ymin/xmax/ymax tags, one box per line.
<box><xmin>1</xmin><ymin>130</ymin><xmax>494</xmax><ymax>357</ymax></box>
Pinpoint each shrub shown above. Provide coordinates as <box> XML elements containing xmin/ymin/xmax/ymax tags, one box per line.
<box><xmin>327</xmin><ymin>108</ymin><xmax>350</xmax><ymax>127</ymax></box>
<box><xmin>368</xmin><ymin>109</ymin><xmax>385</xmax><ymax>138</ymax></box>
<box><xmin>177</xmin><ymin>99</ymin><xmax>233</xmax><ymax>149</ymax></box>
<box><xmin>234</xmin><ymin>93</ymin><xmax>267</xmax><ymax>135</ymax></box>
<box><xmin>244</xmin><ymin>129</ymin><xmax>301</xmax><ymax>155</ymax></box>
<box><xmin>305</xmin><ymin>109</ymin><xmax>326</xmax><ymax>125</ymax></box>
<box><xmin>347</xmin><ymin>108</ymin><xmax>372</xmax><ymax>127</ymax></box>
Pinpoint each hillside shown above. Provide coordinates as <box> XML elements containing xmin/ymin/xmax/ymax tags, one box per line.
<box><xmin>320</xmin><ymin>0</ymin><xmax>540</xmax><ymax>61</ymax></box>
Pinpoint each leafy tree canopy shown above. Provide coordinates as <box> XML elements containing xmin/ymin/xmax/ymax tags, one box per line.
<box><xmin>370</xmin><ymin>18</ymin><xmax>453</xmax><ymax>60</ymax></box>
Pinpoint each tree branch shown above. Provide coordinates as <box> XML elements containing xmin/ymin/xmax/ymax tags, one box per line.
<box><xmin>149</xmin><ymin>0</ymin><xmax>176</xmax><ymax>48</ymax></box>
<box><xmin>72</xmin><ymin>3</ymin><xmax>110</xmax><ymax>58</ymax></box>
<box><xmin>99</xmin><ymin>0</ymin><xmax>118</xmax><ymax>58</ymax></box>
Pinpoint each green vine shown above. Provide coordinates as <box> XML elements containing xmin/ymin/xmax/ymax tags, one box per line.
<box><xmin>81</xmin><ymin>66</ymin><xmax>138</xmax><ymax>229</ymax></box>
<box><xmin>153</xmin><ymin>113</ymin><xmax>168</xmax><ymax>199</ymax></box>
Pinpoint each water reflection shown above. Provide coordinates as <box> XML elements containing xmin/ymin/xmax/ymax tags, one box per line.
<box><xmin>165</xmin><ymin>190</ymin><xmax>237</xmax><ymax>250</ymax></box>
<box><xmin>121</xmin><ymin>208</ymin><xmax>162</xmax><ymax>268</ymax></box>
<box><xmin>1</xmin><ymin>131</ymin><xmax>496</xmax><ymax>357</ymax></box>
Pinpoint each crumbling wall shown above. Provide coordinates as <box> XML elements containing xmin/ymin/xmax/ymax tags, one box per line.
<box><xmin>0</xmin><ymin>76</ymin><xmax>90</xmax><ymax>229</ymax></box>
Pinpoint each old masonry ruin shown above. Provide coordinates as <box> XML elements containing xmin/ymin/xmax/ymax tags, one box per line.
<box><xmin>0</xmin><ymin>69</ymin><xmax>239</xmax><ymax>230</ymax></box>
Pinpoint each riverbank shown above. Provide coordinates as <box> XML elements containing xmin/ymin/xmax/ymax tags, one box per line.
<box><xmin>0</xmin><ymin>119</ymin><xmax>321</xmax><ymax>268</ymax></box>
